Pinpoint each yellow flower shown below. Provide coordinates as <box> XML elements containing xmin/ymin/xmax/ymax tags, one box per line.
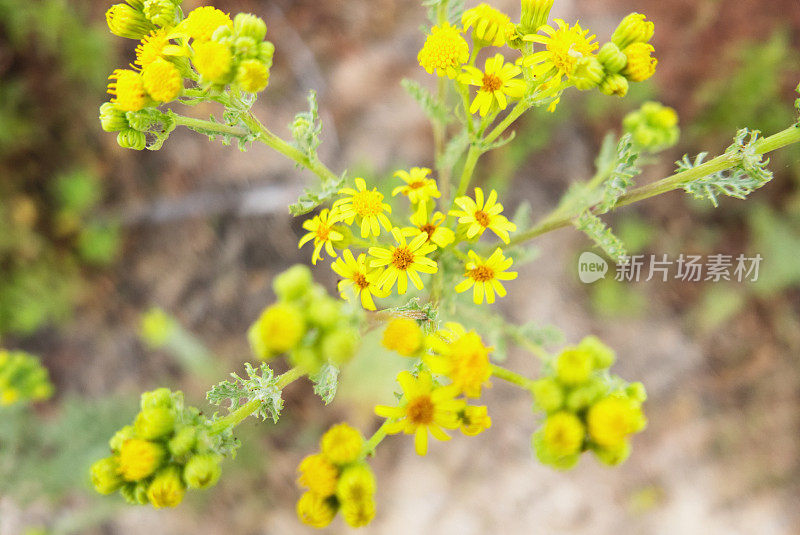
<box><xmin>401</xmin><ymin>203</ymin><xmax>455</xmax><ymax>249</ymax></box>
<box><xmin>455</xmin><ymin>248</ymin><xmax>518</xmax><ymax>304</ymax></box>
<box><xmin>298</xmin><ymin>209</ymin><xmax>344</xmax><ymax>265</ymax></box>
<box><xmin>459</xmin><ymin>405</ymin><xmax>492</xmax><ymax>436</ymax></box>
<box><xmin>611</xmin><ymin>13</ymin><xmax>655</xmax><ymax>49</ymax></box>
<box><xmin>320</xmin><ymin>423</ymin><xmax>364</xmax><ymax>465</ymax></box>
<box><xmin>391</xmin><ymin>167</ymin><xmax>440</xmax><ymax>204</ymax></box>
<box><xmin>141</xmin><ymin>57</ymin><xmax>182</xmax><ymax>102</ymax></box>
<box><xmin>336</xmin><ymin>463</ymin><xmax>376</xmax><ymax>505</ymax></box>
<box><xmin>236</xmin><ymin>59</ymin><xmax>270</xmax><ymax>93</ymax></box>
<box><xmin>587</xmin><ymin>395</ymin><xmax>646</xmax><ymax>448</ymax></box>
<box><xmin>248</xmin><ymin>303</ymin><xmax>306</xmax><ymax>359</ymax></box>
<box><xmin>382</xmin><ymin>318</ymin><xmax>424</xmax><ymax>357</ymax></box>
<box><xmin>450</xmin><ymin>187</ymin><xmax>517</xmax><ymax>243</ymax></box>
<box><xmin>135</xmin><ymin>28</ymin><xmax>170</xmax><ymax>68</ymax></box>
<box><xmin>460</xmin><ymin>53</ymin><xmax>526</xmax><ymax>117</ymax></box>
<box><xmin>117</xmin><ymin>439</ymin><xmax>165</xmax><ymax>481</ymax></box>
<box><xmin>375</xmin><ymin>371</ymin><xmax>465</xmax><ymax>456</ymax></box>
<box><xmin>146</xmin><ymin>466</ymin><xmax>185</xmax><ymax>508</ymax></box>
<box><xmin>297</xmin><ymin>454</ymin><xmax>339</xmax><ymax>496</ymax></box>
<box><xmin>177</xmin><ymin>6</ymin><xmax>233</xmax><ymax>42</ymax></box>
<box><xmin>107</xmin><ymin>69</ymin><xmax>148</xmax><ymax>112</ymax></box>
<box><xmin>417</xmin><ymin>22</ymin><xmax>470</xmax><ymax>79</ymax></box>
<box><xmin>192</xmin><ymin>40</ymin><xmax>233</xmax><ymax>83</ymax></box>
<box><xmin>622</xmin><ymin>42</ymin><xmax>657</xmax><ymax>82</ymax></box>
<box><xmin>106</xmin><ymin>3</ymin><xmax>155</xmax><ymax>40</ymax></box>
<box><xmin>368</xmin><ymin>228</ymin><xmax>438</xmax><ymax>295</ymax></box>
<box><xmin>555</xmin><ymin>347</ymin><xmax>594</xmax><ymax>385</ymax></box>
<box><xmin>426</xmin><ymin>323</ymin><xmax>492</xmax><ymax>398</ymax></box>
<box><xmin>296</xmin><ymin>491</ymin><xmax>337</xmax><ymax>528</ymax></box>
<box><xmin>341</xmin><ymin>498</ymin><xmax>376</xmax><ymax>528</ymax></box>
<box><xmin>542</xmin><ymin>411</ymin><xmax>585</xmax><ymax>456</ymax></box>
<box><xmin>331</xmin><ymin>249</ymin><xmax>389</xmax><ymax>311</ymax></box>
<box><xmin>462</xmin><ymin>4</ymin><xmax>510</xmax><ymax>47</ymax></box>
<box><xmin>522</xmin><ymin>19</ymin><xmax>599</xmax><ymax>87</ymax></box>
<box><xmin>333</xmin><ymin>177</ymin><xmax>393</xmax><ymax>238</ymax></box>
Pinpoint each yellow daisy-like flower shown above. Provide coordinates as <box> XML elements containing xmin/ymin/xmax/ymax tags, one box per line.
<box><xmin>460</xmin><ymin>53</ymin><xmax>526</xmax><ymax>117</ymax></box>
<box><xmin>177</xmin><ymin>6</ymin><xmax>233</xmax><ymax>42</ymax></box>
<box><xmin>135</xmin><ymin>28</ymin><xmax>170</xmax><ymax>68</ymax></box>
<box><xmin>298</xmin><ymin>209</ymin><xmax>344</xmax><ymax>265</ymax></box>
<box><xmin>391</xmin><ymin>167</ymin><xmax>441</xmax><ymax>204</ymax></box>
<box><xmin>622</xmin><ymin>42</ymin><xmax>657</xmax><ymax>82</ymax></box>
<box><xmin>320</xmin><ymin>423</ymin><xmax>364</xmax><ymax>466</ymax></box>
<box><xmin>296</xmin><ymin>491</ymin><xmax>337</xmax><ymax>528</ymax></box>
<box><xmin>107</xmin><ymin>69</ymin><xmax>148</xmax><ymax>112</ymax></box>
<box><xmin>401</xmin><ymin>203</ymin><xmax>455</xmax><ymax>249</ymax></box>
<box><xmin>192</xmin><ymin>40</ymin><xmax>233</xmax><ymax>83</ymax></box>
<box><xmin>332</xmin><ymin>177</ymin><xmax>393</xmax><ymax>238</ymax></box>
<box><xmin>331</xmin><ymin>249</ymin><xmax>389</xmax><ymax>311</ymax></box>
<box><xmin>587</xmin><ymin>395</ymin><xmax>646</xmax><ymax>448</ymax></box>
<box><xmin>455</xmin><ymin>248</ymin><xmax>518</xmax><ymax>304</ymax></box>
<box><xmin>117</xmin><ymin>439</ymin><xmax>165</xmax><ymax>481</ymax></box>
<box><xmin>368</xmin><ymin>228</ymin><xmax>438</xmax><ymax>295</ymax></box>
<box><xmin>462</xmin><ymin>3</ymin><xmax>511</xmax><ymax>47</ymax></box>
<box><xmin>450</xmin><ymin>187</ymin><xmax>517</xmax><ymax>243</ymax></box>
<box><xmin>417</xmin><ymin>22</ymin><xmax>470</xmax><ymax>79</ymax></box>
<box><xmin>522</xmin><ymin>19</ymin><xmax>599</xmax><ymax>86</ymax></box>
<box><xmin>458</xmin><ymin>405</ymin><xmax>492</xmax><ymax>436</ymax></box>
<box><xmin>542</xmin><ymin>411</ymin><xmax>585</xmax><ymax>456</ymax></box>
<box><xmin>382</xmin><ymin>318</ymin><xmax>424</xmax><ymax>357</ymax></box>
<box><xmin>141</xmin><ymin>57</ymin><xmax>182</xmax><ymax>103</ymax></box>
<box><xmin>297</xmin><ymin>454</ymin><xmax>339</xmax><ymax>496</ymax></box>
<box><xmin>426</xmin><ymin>322</ymin><xmax>492</xmax><ymax>398</ymax></box>
<box><xmin>374</xmin><ymin>371</ymin><xmax>465</xmax><ymax>456</ymax></box>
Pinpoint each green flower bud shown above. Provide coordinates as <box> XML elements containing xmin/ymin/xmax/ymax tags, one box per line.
<box><xmin>625</xmin><ymin>382</ymin><xmax>647</xmax><ymax>403</ymax></box>
<box><xmin>531</xmin><ymin>377</ymin><xmax>564</xmax><ymax>413</ymax></box>
<box><xmin>134</xmin><ymin>406</ymin><xmax>175</xmax><ymax>440</ymax></box>
<box><xmin>307</xmin><ymin>298</ymin><xmax>341</xmax><ymax>330</ymax></box>
<box><xmin>183</xmin><ymin>454</ymin><xmax>222</xmax><ymax>489</ymax></box>
<box><xmin>273</xmin><ymin>265</ymin><xmax>313</xmax><ymax>301</ymax></box>
<box><xmin>257</xmin><ymin>41</ymin><xmax>275</xmax><ymax>66</ymax></box>
<box><xmin>140</xmin><ymin>387</ymin><xmax>173</xmax><ymax>410</ymax></box>
<box><xmin>143</xmin><ymin>0</ymin><xmax>178</xmax><ymax>27</ymax></box>
<box><xmin>599</xmin><ymin>73</ymin><xmax>629</xmax><ymax>97</ymax></box>
<box><xmin>593</xmin><ymin>441</ymin><xmax>631</xmax><ymax>466</ymax></box>
<box><xmin>288</xmin><ymin>347</ymin><xmax>323</xmax><ymax>375</ymax></box>
<box><xmin>321</xmin><ymin>328</ymin><xmax>360</xmax><ymax>366</ymax></box>
<box><xmin>234</xmin><ymin>36</ymin><xmax>259</xmax><ymax>58</ymax></box>
<box><xmin>147</xmin><ymin>465</ymin><xmax>185</xmax><ymax>508</ymax></box>
<box><xmin>597</xmin><ymin>42</ymin><xmax>627</xmax><ymax>73</ymax></box>
<box><xmin>106</xmin><ymin>3</ymin><xmax>155</xmax><ymax>40</ymax></box>
<box><xmin>109</xmin><ymin>424</ymin><xmax>136</xmax><ymax>453</ymax></box>
<box><xmin>99</xmin><ymin>102</ymin><xmax>129</xmax><ymax>132</ymax></box>
<box><xmin>555</xmin><ymin>347</ymin><xmax>594</xmax><ymax>385</ymax></box>
<box><xmin>234</xmin><ymin>13</ymin><xmax>268</xmax><ymax>42</ymax></box>
<box><xmin>90</xmin><ymin>457</ymin><xmax>124</xmax><ymax>494</ymax></box>
<box><xmin>520</xmin><ymin>0</ymin><xmax>554</xmax><ymax>35</ymax></box>
<box><xmin>125</xmin><ymin>0</ymin><xmax>145</xmax><ymax>10</ymax></box>
<box><xmin>623</xmin><ymin>102</ymin><xmax>679</xmax><ymax>151</ymax></box>
<box><xmin>168</xmin><ymin>426</ymin><xmax>197</xmax><ymax>457</ymax></box>
<box><xmin>577</xmin><ymin>335</ymin><xmax>616</xmax><ymax>369</ymax></box>
<box><xmin>211</xmin><ymin>24</ymin><xmax>233</xmax><ymax>43</ymax></box>
<box><xmin>566</xmin><ymin>379</ymin><xmax>606</xmax><ymax>412</ymax></box>
<box><xmin>611</xmin><ymin>13</ymin><xmax>654</xmax><ymax>50</ymax></box>
<box><xmin>571</xmin><ymin>56</ymin><xmax>605</xmax><ymax>91</ymax></box>
<box><xmin>120</xmin><ymin>481</ymin><xmax>150</xmax><ymax>505</ymax></box>
<box><xmin>117</xmin><ymin>128</ymin><xmax>147</xmax><ymax>150</ymax></box>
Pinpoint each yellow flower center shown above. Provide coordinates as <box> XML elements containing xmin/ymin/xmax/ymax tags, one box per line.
<box><xmin>419</xmin><ymin>223</ymin><xmax>437</xmax><ymax>240</ymax></box>
<box><xmin>474</xmin><ymin>210</ymin><xmax>491</xmax><ymax>227</ymax></box>
<box><xmin>391</xmin><ymin>247</ymin><xmax>415</xmax><ymax>271</ymax></box>
<box><xmin>481</xmin><ymin>73</ymin><xmax>503</xmax><ymax>92</ymax></box>
<box><xmin>408</xmin><ymin>180</ymin><xmax>426</xmax><ymax>189</ymax></box>
<box><xmin>407</xmin><ymin>395</ymin><xmax>435</xmax><ymax>425</ymax></box>
<box><xmin>469</xmin><ymin>265</ymin><xmax>494</xmax><ymax>282</ymax></box>
<box><xmin>315</xmin><ymin>224</ymin><xmax>331</xmax><ymax>241</ymax></box>
<box><xmin>352</xmin><ymin>272</ymin><xmax>370</xmax><ymax>289</ymax></box>
<box><xmin>352</xmin><ymin>190</ymin><xmax>384</xmax><ymax>216</ymax></box>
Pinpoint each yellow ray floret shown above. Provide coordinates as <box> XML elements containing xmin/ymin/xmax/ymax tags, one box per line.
<box><xmin>107</xmin><ymin>69</ymin><xmax>148</xmax><ymax>112</ymax></box>
<box><xmin>374</xmin><ymin>370</ymin><xmax>465</xmax><ymax>456</ymax></box>
<box><xmin>368</xmin><ymin>228</ymin><xmax>438</xmax><ymax>295</ymax></box>
<box><xmin>135</xmin><ymin>28</ymin><xmax>171</xmax><ymax>68</ymax></box>
<box><xmin>391</xmin><ymin>167</ymin><xmax>441</xmax><ymax>204</ymax></box>
<box><xmin>333</xmin><ymin>177</ymin><xmax>393</xmax><ymax>238</ymax></box>
<box><xmin>298</xmin><ymin>209</ymin><xmax>344</xmax><ymax>265</ymax></box>
<box><xmin>460</xmin><ymin>53</ymin><xmax>526</xmax><ymax>117</ymax></box>
<box><xmin>418</xmin><ymin>22</ymin><xmax>470</xmax><ymax>79</ymax></box>
<box><xmin>462</xmin><ymin>3</ymin><xmax>511</xmax><ymax>47</ymax></box>
<box><xmin>455</xmin><ymin>248</ymin><xmax>518</xmax><ymax>304</ymax></box>
<box><xmin>401</xmin><ymin>203</ymin><xmax>455</xmax><ymax>249</ymax></box>
<box><xmin>331</xmin><ymin>249</ymin><xmax>389</xmax><ymax>311</ymax></box>
<box><xmin>450</xmin><ymin>187</ymin><xmax>517</xmax><ymax>243</ymax></box>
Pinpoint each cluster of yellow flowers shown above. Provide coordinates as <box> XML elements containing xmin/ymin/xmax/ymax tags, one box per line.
<box><xmin>295</xmin><ymin>423</ymin><xmax>377</xmax><ymax>528</ymax></box>
<box><xmin>248</xmin><ymin>265</ymin><xmax>360</xmax><ymax>374</ymax></box>
<box><xmin>417</xmin><ymin>2</ymin><xmax>658</xmax><ymax>113</ymax></box>
<box><xmin>0</xmin><ymin>349</ymin><xmax>53</xmax><ymax>407</ymax></box>
<box><xmin>90</xmin><ymin>388</ymin><xmax>223</xmax><ymax>508</ymax></box>
<box><xmin>299</xmin><ymin>170</ymin><xmax>518</xmax><ymax>307</ymax></box>
<box><xmin>100</xmin><ymin>0</ymin><xmax>274</xmax><ymax>149</ymax></box>
<box><xmin>531</xmin><ymin>337</ymin><xmax>647</xmax><ymax>469</ymax></box>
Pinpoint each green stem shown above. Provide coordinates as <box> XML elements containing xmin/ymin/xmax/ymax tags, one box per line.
<box><xmin>362</xmin><ymin>420</ymin><xmax>394</xmax><ymax>457</ymax></box>
<box><xmin>490</xmin><ymin>363</ymin><xmax>537</xmax><ymax>392</ymax></box>
<box><xmin>504</xmin><ymin>124</ymin><xmax>800</xmax><ymax>248</ymax></box>
<box><xmin>484</xmin><ymin>101</ymin><xmax>529</xmax><ymax>146</ymax></box>
<box><xmin>454</xmin><ymin>144</ymin><xmax>482</xmax><ymax>201</ymax></box>
<box><xmin>208</xmin><ymin>366</ymin><xmax>304</xmax><ymax>435</ymax></box>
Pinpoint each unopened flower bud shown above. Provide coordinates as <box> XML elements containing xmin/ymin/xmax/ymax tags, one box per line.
<box><xmin>120</xmin><ymin>481</ymin><xmax>149</xmax><ymax>504</ymax></box>
<box><xmin>140</xmin><ymin>387</ymin><xmax>173</xmax><ymax>410</ymax></box>
<box><xmin>183</xmin><ymin>454</ymin><xmax>222</xmax><ymax>489</ymax></box>
<box><xmin>236</xmin><ymin>59</ymin><xmax>270</xmax><ymax>93</ymax></box>
<box><xmin>248</xmin><ymin>302</ymin><xmax>306</xmax><ymax>359</ymax></box>
<box><xmin>532</xmin><ymin>377</ymin><xmax>564</xmax><ymax>413</ymax></box>
<box><xmin>257</xmin><ymin>41</ymin><xmax>275</xmax><ymax>66</ymax></box>
<box><xmin>622</xmin><ymin>42</ymin><xmax>657</xmax><ymax>82</ymax></box>
<box><xmin>273</xmin><ymin>265</ymin><xmax>313</xmax><ymax>301</ymax></box>
<box><xmin>143</xmin><ymin>0</ymin><xmax>178</xmax><ymax>27</ymax></box>
<box><xmin>321</xmin><ymin>423</ymin><xmax>364</xmax><ymax>465</ymax></box>
<box><xmin>109</xmin><ymin>424</ymin><xmax>136</xmax><ymax>453</ymax></box>
<box><xmin>106</xmin><ymin>3</ymin><xmax>155</xmax><ymax>40</ymax></box>
<box><xmin>571</xmin><ymin>56</ymin><xmax>604</xmax><ymax>91</ymax></box>
<box><xmin>307</xmin><ymin>298</ymin><xmax>341</xmax><ymax>330</ymax></box>
<box><xmin>90</xmin><ymin>457</ymin><xmax>124</xmax><ymax>494</ymax></box>
<box><xmin>117</xmin><ymin>128</ymin><xmax>147</xmax><ymax>150</ymax></box>
<box><xmin>99</xmin><ymin>102</ymin><xmax>129</xmax><ymax>132</ymax></box>
<box><xmin>168</xmin><ymin>426</ymin><xmax>197</xmax><ymax>457</ymax></box>
<box><xmin>134</xmin><ymin>406</ymin><xmax>175</xmax><ymax>440</ymax></box>
<box><xmin>611</xmin><ymin>13</ymin><xmax>654</xmax><ymax>49</ymax></box>
<box><xmin>555</xmin><ymin>347</ymin><xmax>594</xmax><ymax>385</ymax></box>
<box><xmin>599</xmin><ymin>73</ymin><xmax>629</xmax><ymax>97</ymax></box>
<box><xmin>597</xmin><ymin>42</ymin><xmax>627</xmax><ymax>73</ymax></box>
<box><xmin>234</xmin><ymin>36</ymin><xmax>259</xmax><ymax>58</ymax></box>
<box><xmin>321</xmin><ymin>328</ymin><xmax>360</xmax><ymax>366</ymax></box>
<box><xmin>234</xmin><ymin>13</ymin><xmax>268</xmax><ymax>42</ymax></box>
<box><xmin>147</xmin><ymin>465</ymin><xmax>185</xmax><ymax>508</ymax></box>
<box><xmin>578</xmin><ymin>335</ymin><xmax>616</xmax><ymax>369</ymax></box>
<box><xmin>520</xmin><ymin>0</ymin><xmax>554</xmax><ymax>35</ymax></box>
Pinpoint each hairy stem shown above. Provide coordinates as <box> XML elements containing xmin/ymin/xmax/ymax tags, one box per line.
<box><xmin>363</xmin><ymin>420</ymin><xmax>394</xmax><ymax>457</ymax></box>
<box><xmin>490</xmin><ymin>363</ymin><xmax>537</xmax><ymax>392</ymax></box>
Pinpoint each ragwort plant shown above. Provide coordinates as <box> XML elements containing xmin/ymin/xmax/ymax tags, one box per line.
<box><xmin>90</xmin><ymin>0</ymin><xmax>800</xmax><ymax>528</ymax></box>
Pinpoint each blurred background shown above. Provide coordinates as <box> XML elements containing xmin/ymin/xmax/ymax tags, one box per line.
<box><xmin>1</xmin><ymin>0</ymin><xmax>799</xmax><ymax>533</ymax></box>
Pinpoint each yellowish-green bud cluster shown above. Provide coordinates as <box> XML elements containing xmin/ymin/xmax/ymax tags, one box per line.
<box><xmin>106</xmin><ymin>3</ymin><xmax>156</xmax><ymax>40</ymax></box>
<box><xmin>248</xmin><ymin>265</ymin><xmax>362</xmax><ymax>373</ymax></box>
<box><xmin>0</xmin><ymin>350</ymin><xmax>53</xmax><ymax>407</ymax></box>
<box><xmin>531</xmin><ymin>337</ymin><xmax>646</xmax><ymax>469</ymax></box>
<box><xmin>611</xmin><ymin>13</ymin><xmax>655</xmax><ymax>50</ymax></box>
<box><xmin>142</xmin><ymin>0</ymin><xmax>180</xmax><ymax>28</ymax></box>
<box><xmin>91</xmin><ymin>388</ymin><xmax>225</xmax><ymax>508</ymax></box>
<box><xmin>295</xmin><ymin>423</ymin><xmax>377</xmax><ymax>528</ymax></box>
<box><xmin>623</xmin><ymin>101</ymin><xmax>680</xmax><ymax>151</ymax></box>
<box><xmin>589</xmin><ymin>13</ymin><xmax>657</xmax><ymax>97</ymax></box>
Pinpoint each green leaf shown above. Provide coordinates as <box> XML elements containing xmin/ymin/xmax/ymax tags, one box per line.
<box><xmin>288</xmin><ymin>172</ymin><xmax>346</xmax><ymax>216</ymax></box>
<box><xmin>401</xmin><ymin>78</ymin><xmax>449</xmax><ymax>125</ymax></box>
<box><xmin>437</xmin><ymin>129</ymin><xmax>469</xmax><ymax>172</ymax></box>
<box><xmin>310</xmin><ymin>364</ymin><xmax>339</xmax><ymax>405</ymax></box>
<box><xmin>574</xmin><ymin>211</ymin><xmax>628</xmax><ymax>263</ymax></box>
<box><xmin>290</xmin><ymin>90</ymin><xmax>322</xmax><ymax>159</ymax></box>
<box><xmin>207</xmin><ymin>363</ymin><xmax>284</xmax><ymax>423</ymax></box>
<box><xmin>597</xmin><ymin>134</ymin><xmax>641</xmax><ymax>212</ymax></box>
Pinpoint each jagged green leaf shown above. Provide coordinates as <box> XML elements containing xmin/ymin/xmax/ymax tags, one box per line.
<box><xmin>290</xmin><ymin>90</ymin><xmax>322</xmax><ymax>158</ymax></box>
<box><xmin>598</xmin><ymin>134</ymin><xmax>641</xmax><ymax>212</ymax></box>
<box><xmin>574</xmin><ymin>211</ymin><xmax>628</xmax><ymax>263</ymax></box>
<box><xmin>310</xmin><ymin>364</ymin><xmax>339</xmax><ymax>405</ymax></box>
<box><xmin>401</xmin><ymin>78</ymin><xmax>449</xmax><ymax>125</ymax></box>
<box><xmin>288</xmin><ymin>172</ymin><xmax>346</xmax><ymax>216</ymax></box>
<box><xmin>207</xmin><ymin>362</ymin><xmax>284</xmax><ymax>423</ymax></box>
